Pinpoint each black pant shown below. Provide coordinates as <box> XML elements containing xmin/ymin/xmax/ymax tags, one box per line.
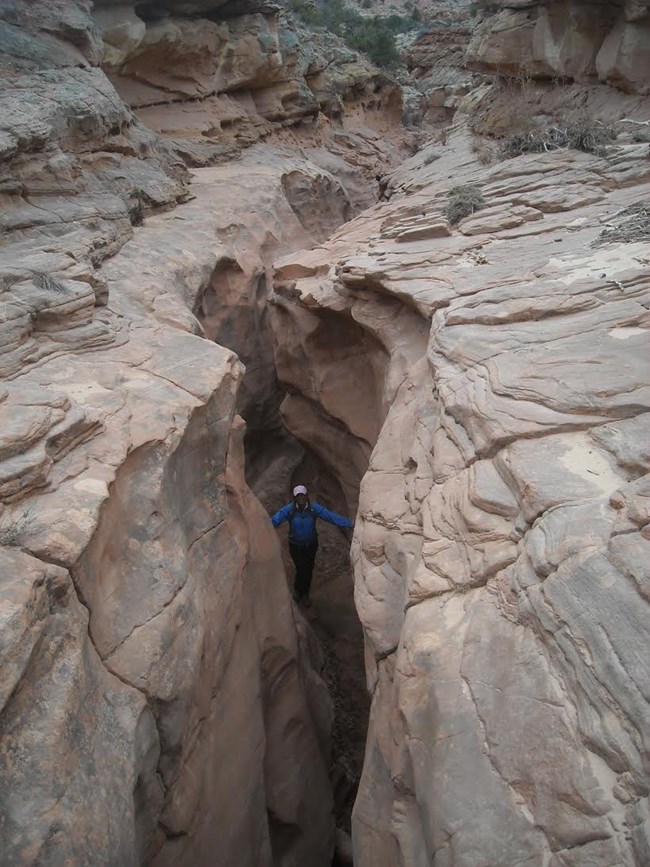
<box><xmin>289</xmin><ymin>540</ymin><xmax>318</xmax><ymax>599</ymax></box>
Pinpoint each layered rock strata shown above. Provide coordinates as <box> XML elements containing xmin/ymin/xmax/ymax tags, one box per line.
<box><xmin>0</xmin><ymin>0</ymin><xmax>191</xmax><ymax>269</ymax></box>
<box><xmin>95</xmin><ymin>0</ymin><xmax>406</xmax><ymax>193</ymax></box>
<box><xmin>404</xmin><ymin>11</ymin><xmax>474</xmax><ymax>122</ymax></box>
<box><xmin>6</xmin><ymin>1</ymin><xmax>650</xmax><ymax>865</ymax></box>
<box><xmin>271</xmin><ymin>121</ymin><xmax>650</xmax><ymax>865</ymax></box>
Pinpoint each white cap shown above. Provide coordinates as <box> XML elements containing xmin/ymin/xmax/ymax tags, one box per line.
<box><xmin>293</xmin><ymin>485</ymin><xmax>308</xmax><ymax>497</ymax></box>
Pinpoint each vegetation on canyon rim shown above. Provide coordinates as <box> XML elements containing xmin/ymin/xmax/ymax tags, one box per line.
<box><xmin>288</xmin><ymin>0</ymin><xmax>422</xmax><ymax>67</ymax></box>
<box><xmin>469</xmin><ymin>71</ymin><xmax>620</xmax><ymax>166</ymax></box>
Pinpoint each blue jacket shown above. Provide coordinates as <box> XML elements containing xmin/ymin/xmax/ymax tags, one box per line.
<box><xmin>271</xmin><ymin>501</ymin><xmax>352</xmax><ymax>545</ymax></box>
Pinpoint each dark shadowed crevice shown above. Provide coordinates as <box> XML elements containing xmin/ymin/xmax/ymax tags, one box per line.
<box><xmin>193</xmin><ymin>258</ymin><xmax>306</xmax><ymax>496</ymax></box>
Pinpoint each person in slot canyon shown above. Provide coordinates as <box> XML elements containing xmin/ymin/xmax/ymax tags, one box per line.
<box><xmin>271</xmin><ymin>484</ymin><xmax>353</xmax><ymax>607</ymax></box>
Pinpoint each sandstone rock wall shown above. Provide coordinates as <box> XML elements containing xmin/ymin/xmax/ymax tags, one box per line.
<box><xmin>0</xmin><ymin>2</ymin><xmax>376</xmax><ymax>862</ymax></box>
<box><xmin>0</xmin><ymin>153</ymin><xmax>345</xmax><ymax>863</ymax></box>
<box><xmin>467</xmin><ymin>0</ymin><xmax>650</xmax><ymax>94</ymax></box>
<box><xmin>5</xmin><ymin>1</ymin><xmax>650</xmax><ymax>864</ymax></box>
<box><xmin>0</xmin><ymin>0</ymin><xmax>191</xmax><ymax>261</ymax></box>
<box><xmin>271</xmin><ymin>119</ymin><xmax>650</xmax><ymax>865</ymax></box>
<box><xmin>404</xmin><ymin>9</ymin><xmax>474</xmax><ymax>122</ymax></box>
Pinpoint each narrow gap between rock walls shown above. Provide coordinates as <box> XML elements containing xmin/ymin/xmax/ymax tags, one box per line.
<box><xmin>254</xmin><ymin>442</ymin><xmax>368</xmax><ymax>867</ymax></box>
<box><xmin>194</xmin><ymin>258</ymin><xmax>371</xmax><ymax>864</ymax></box>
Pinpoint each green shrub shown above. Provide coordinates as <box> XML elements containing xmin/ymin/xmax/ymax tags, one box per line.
<box><xmin>446</xmin><ymin>185</ymin><xmax>484</xmax><ymax>225</ymax></box>
<box><xmin>288</xmin><ymin>0</ymin><xmax>324</xmax><ymax>26</ymax></box>
<box><xmin>128</xmin><ymin>187</ymin><xmax>153</xmax><ymax>227</ymax></box>
<box><xmin>129</xmin><ymin>200</ymin><xmax>144</xmax><ymax>226</ymax></box>
<box><xmin>288</xmin><ymin>0</ymin><xmax>417</xmax><ymax>68</ymax></box>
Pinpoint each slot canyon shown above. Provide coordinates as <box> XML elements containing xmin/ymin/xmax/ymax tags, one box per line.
<box><xmin>0</xmin><ymin>1</ymin><xmax>649</xmax><ymax>866</ymax></box>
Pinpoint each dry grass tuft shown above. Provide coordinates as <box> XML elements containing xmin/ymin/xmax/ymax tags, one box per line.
<box><xmin>501</xmin><ymin>115</ymin><xmax>616</xmax><ymax>159</ymax></box>
<box><xmin>0</xmin><ymin>508</ymin><xmax>33</xmax><ymax>546</ymax></box>
<box><xmin>471</xmin><ymin>138</ymin><xmax>500</xmax><ymax>166</ymax></box>
<box><xmin>34</xmin><ymin>274</ymin><xmax>68</xmax><ymax>294</ymax></box>
<box><xmin>592</xmin><ymin>203</ymin><xmax>650</xmax><ymax>247</ymax></box>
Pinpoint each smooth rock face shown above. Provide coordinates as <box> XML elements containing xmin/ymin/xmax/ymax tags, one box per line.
<box><xmin>271</xmin><ymin>113</ymin><xmax>650</xmax><ymax>865</ymax></box>
<box><xmin>0</xmin><ymin>0</ymin><xmax>192</xmax><ymax>395</ymax></box>
<box><xmin>0</xmin><ymin>548</ymin><xmax>160</xmax><ymax>865</ymax></box>
<box><xmin>596</xmin><ymin>14</ymin><xmax>650</xmax><ymax>94</ymax></box>
<box><xmin>467</xmin><ymin>0</ymin><xmax>650</xmax><ymax>94</ymax></box>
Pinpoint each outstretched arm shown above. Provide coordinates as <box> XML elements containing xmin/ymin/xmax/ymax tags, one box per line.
<box><xmin>312</xmin><ymin>503</ymin><xmax>353</xmax><ymax>529</ymax></box>
<box><xmin>271</xmin><ymin>503</ymin><xmax>293</xmax><ymax>528</ymax></box>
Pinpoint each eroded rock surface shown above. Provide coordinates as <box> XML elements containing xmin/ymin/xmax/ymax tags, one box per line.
<box><xmin>271</xmin><ymin>117</ymin><xmax>650</xmax><ymax>865</ymax></box>
<box><xmin>4</xmin><ymin>0</ymin><xmax>650</xmax><ymax>864</ymax></box>
<box><xmin>0</xmin><ymin>0</ymin><xmax>190</xmax><ymax>267</ymax></box>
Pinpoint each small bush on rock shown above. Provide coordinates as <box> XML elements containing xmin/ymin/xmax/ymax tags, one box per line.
<box><xmin>129</xmin><ymin>200</ymin><xmax>144</xmax><ymax>226</ymax></box>
<box><xmin>446</xmin><ymin>184</ymin><xmax>484</xmax><ymax>225</ymax></box>
<box><xmin>128</xmin><ymin>187</ymin><xmax>152</xmax><ymax>226</ymax></box>
<box><xmin>471</xmin><ymin>138</ymin><xmax>499</xmax><ymax>166</ymax></box>
<box><xmin>0</xmin><ymin>508</ymin><xmax>33</xmax><ymax>546</ymax></box>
